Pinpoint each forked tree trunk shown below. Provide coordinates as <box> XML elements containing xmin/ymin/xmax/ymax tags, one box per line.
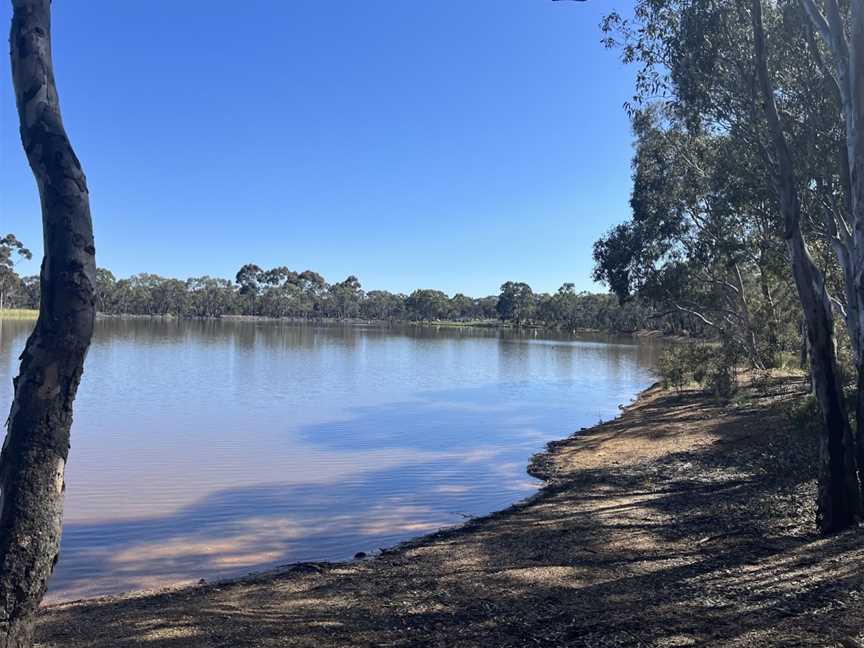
<box><xmin>0</xmin><ymin>2</ymin><xmax>96</xmax><ymax>646</ymax></box>
<box><xmin>789</xmin><ymin>234</ymin><xmax>862</xmax><ymax>531</ymax></box>
<box><xmin>799</xmin><ymin>0</ymin><xmax>864</xmax><ymax>521</ymax></box>
<box><xmin>843</xmin><ymin>0</ymin><xmax>864</xmax><ymax>518</ymax></box>
<box><xmin>752</xmin><ymin>0</ymin><xmax>862</xmax><ymax>532</ymax></box>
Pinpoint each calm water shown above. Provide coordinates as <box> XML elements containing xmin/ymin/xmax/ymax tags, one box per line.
<box><xmin>0</xmin><ymin>318</ymin><xmax>659</xmax><ymax>601</ymax></box>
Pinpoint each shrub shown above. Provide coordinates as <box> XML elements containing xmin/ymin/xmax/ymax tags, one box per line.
<box><xmin>657</xmin><ymin>346</ymin><xmax>689</xmax><ymax>391</ymax></box>
<box><xmin>656</xmin><ymin>342</ymin><xmax>738</xmax><ymax>398</ymax></box>
<box><xmin>704</xmin><ymin>341</ymin><xmax>739</xmax><ymax>399</ymax></box>
<box><xmin>787</xmin><ymin>393</ymin><xmax>822</xmax><ymax>437</ymax></box>
<box><xmin>687</xmin><ymin>345</ymin><xmax>715</xmax><ymax>384</ymax></box>
<box><xmin>786</xmin><ymin>387</ymin><xmax>859</xmax><ymax>436</ymax></box>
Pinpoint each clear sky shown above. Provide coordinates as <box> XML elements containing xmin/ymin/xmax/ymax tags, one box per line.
<box><xmin>0</xmin><ymin>0</ymin><xmax>636</xmax><ymax>298</ymax></box>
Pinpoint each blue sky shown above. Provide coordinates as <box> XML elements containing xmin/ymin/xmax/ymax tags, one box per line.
<box><xmin>0</xmin><ymin>1</ymin><xmax>636</xmax><ymax>297</ymax></box>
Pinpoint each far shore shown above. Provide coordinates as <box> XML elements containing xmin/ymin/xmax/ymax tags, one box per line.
<box><xmin>3</xmin><ymin>308</ymin><xmax>684</xmax><ymax>340</ymax></box>
<box><xmin>35</xmin><ymin>372</ymin><xmax>863</xmax><ymax>647</ymax></box>
<box><xmin>0</xmin><ymin>308</ymin><xmax>38</xmax><ymax>320</ymax></box>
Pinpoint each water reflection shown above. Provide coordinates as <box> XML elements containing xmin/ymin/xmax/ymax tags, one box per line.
<box><xmin>0</xmin><ymin>318</ymin><xmax>659</xmax><ymax>601</ymax></box>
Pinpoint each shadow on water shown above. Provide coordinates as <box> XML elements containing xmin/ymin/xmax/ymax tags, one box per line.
<box><xmin>38</xmin><ymin>382</ymin><xmax>853</xmax><ymax>648</ymax></box>
<box><xmin>52</xmin><ymin>454</ymin><xmax>529</xmax><ymax>601</ymax></box>
<box><xmin>48</xmin><ymin>381</ymin><xmax>592</xmax><ymax>601</ymax></box>
<box><xmin>296</xmin><ymin>384</ymin><xmax>625</xmax><ymax>453</ymax></box>
<box><xmin>0</xmin><ymin>318</ymin><xmax>661</xmax><ymax>601</ymax></box>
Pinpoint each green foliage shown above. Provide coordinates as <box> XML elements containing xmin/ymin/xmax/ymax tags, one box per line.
<box><xmin>787</xmin><ymin>387</ymin><xmax>860</xmax><ymax>439</ymax></box>
<box><xmin>686</xmin><ymin>344</ymin><xmax>715</xmax><ymax>384</ymax></box>
<box><xmin>0</xmin><ymin>218</ymin><xmax>769</xmax><ymax>334</ymax></box>
<box><xmin>656</xmin><ymin>342</ymin><xmax>739</xmax><ymax>398</ymax></box>
<box><xmin>77</xmin><ymin>261</ymin><xmax>694</xmax><ymax>333</ymax></box>
<box><xmin>0</xmin><ymin>233</ymin><xmax>32</xmax><ymax>310</ymax></box>
<box><xmin>405</xmin><ymin>289</ymin><xmax>450</xmax><ymax>321</ymax></box>
<box><xmin>657</xmin><ymin>346</ymin><xmax>690</xmax><ymax>391</ymax></box>
<box><xmin>496</xmin><ymin>282</ymin><xmax>535</xmax><ymax>325</ymax></box>
<box><xmin>705</xmin><ymin>343</ymin><xmax>738</xmax><ymax>399</ymax></box>
<box><xmin>591</xmin><ymin>106</ymin><xmax>799</xmax><ymax>370</ymax></box>
<box><xmin>0</xmin><ymin>308</ymin><xmax>37</xmax><ymax>320</ymax></box>
<box><xmin>787</xmin><ymin>393</ymin><xmax>823</xmax><ymax>438</ymax></box>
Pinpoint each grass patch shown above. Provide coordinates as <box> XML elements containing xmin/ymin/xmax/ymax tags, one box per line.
<box><xmin>0</xmin><ymin>309</ymin><xmax>38</xmax><ymax>320</ymax></box>
<box><xmin>427</xmin><ymin>319</ymin><xmax>503</xmax><ymax>328</ymax></box>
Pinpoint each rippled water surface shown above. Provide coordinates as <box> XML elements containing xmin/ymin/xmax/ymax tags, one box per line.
<box><xmin>0</xmin><ymin>318</ymin><xmax>659</xmax><ymax>601</ymax></box>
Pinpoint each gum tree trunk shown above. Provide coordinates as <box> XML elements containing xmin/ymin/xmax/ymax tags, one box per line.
<box><xmin>788</xmin><ymin>233</ymin><xmax>862</xmax><ymax>531</ymax></box>
<box><xmin>752</xmin><ymin>0</ymin><xmax>862</xmax><ymax>532</ymax></box>
<box><xmin>834</xmin><ymin>0</ymin><xmax>864</xmax><ymax>513</ymax></box>
<box><xmin>758</xmin><ymin>252</ymin><xmax>780</xmax><ymax>368</ymax></box>
<box><xmin>0</xmin><ymin>1</ymin><xmax>96</xmax><ymax>646</ymax></box>
<box><xmin>799</xmin><ymin>0</ymin><xmax>864</xmax><ymax>522</ymax></box>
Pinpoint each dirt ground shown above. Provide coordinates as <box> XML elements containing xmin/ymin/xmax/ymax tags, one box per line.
<box><xmin>35</xmin><ymin>376</ymin><xmax>864</xmax><ymax>647</ymax></box>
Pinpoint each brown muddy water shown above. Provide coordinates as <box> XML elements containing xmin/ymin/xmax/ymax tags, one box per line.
<box><xmin>0</xmin><ymin>318</ymin><xmax>660</xmax><ymax>601</ymax></box>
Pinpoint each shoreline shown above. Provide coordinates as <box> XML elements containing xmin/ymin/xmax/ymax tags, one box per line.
<box><xmin>38</xmin><ymin>374</ymin><xmax>863</xmax><ymax>647</ymax></box>
<box><xmin>3</xmin><ymin>310</ymin><xmax>697</xmax><ymax>347</ymax></box>
<box><xmin>0</xmin><ymin>309</ymin><xmax>688</xmax><ymax>339</ymax></box>
<box><xmin>42</xmin><ymin>381</ymin><xmax>661</xmax><ymax>610</ymax></box>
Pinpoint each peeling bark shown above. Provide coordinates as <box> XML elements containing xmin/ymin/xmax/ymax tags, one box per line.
<box><xmin>753</xmin><ymin>0</ymin><xmax>862</xmax><ymax>532</ymax></box>
<box><xmin>0</xmin><ymin>1</ymin><xmax>96</xmax><ymax>646</ymax></box>
<box><xmin>844</xmin><ymin>0</ymin><xmax>864</xmax><ymax>509</ymax></box>
<box><xmin>799</xmin><ymin>0</ymin><xmax>864</xmax><ymax>524</ymax></box>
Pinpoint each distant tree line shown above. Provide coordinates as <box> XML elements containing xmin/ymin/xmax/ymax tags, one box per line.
<box><xmin>0</xmin><ymin>240</ymin><xmax>710</xmax><ymax>334</ymax></box>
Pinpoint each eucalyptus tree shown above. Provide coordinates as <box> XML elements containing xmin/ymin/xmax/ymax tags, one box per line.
<box><xmin>297</xmin><ymin>270</ymin><xmax>327</xmax><ymax>316</ymax></box>
<box><xmin>235</xmin><ymin>263</ymin><xmax>263</xmax><ymax>315</ymax></box>
<box><xmin>745</xmin><ymin>0</ymin><xmax>864</xmax><ymax>529</ymax></box>
<box><xmin>150</xmin><ymin>277</ymin><xmax>188</xmax><ymax>316</ymax></box>
<box><xmin>0</xmin><ymin>235</ymin><xmax>31</xmax><ymax>312</ymax></box>
<box><xmin>539</xmin><ymin>284</ymin><xmax>606</xmax><ymax>331</ymax></box>
<box><xmin>13</xmin><ymin>277</ymin><xmax>38</xmax><ymax>312</ymax></box>
<box><xmin>328</xmin><ymin>275</ymin><xmax>364</xmax><ymax>319</ymax></box>
<box><xmin>449</xmin><ymin>293</ymin><xmax>476</xmax><ymax>320</ymax></box>
<box><xmin>1</xmin><ymin>1</ymin><xmax>97</xmax><ymax>645</ymax></box>
<box><xmin>186</xmin><ymin>276</ymin><xmax>236</xmax><ymax>318</ymax></box>
<box><xmin>406</xmin><ymin>289</ymin><xmax>451</xmax><ymax>321</ymax></box>
<box><xmin>362</xmin><ymin>290</ymin><xmax>407</xmax><ymax>320</ymax></box>
<box><xmin>792</xmin><ymin>0</ymin><xmax>864</xmax><ymax>529</ymax></box>
<box><xmin>593</xmin><ymin>109</ymin><xmax>789</xmax><ymax>368</ymax></box>
<box><xmin>477</xmin><ymin>296</ymin><xmax>500</xmax><ymax>319</ymax></box>
<box><xmin>599</xmin><ymin>0</ymin><xmax>863</xmax><ymax>531</ymax></box>
<box><xmin>261</xmin><ymin>266</ymin><xmax>298</xmax><ymax>289</ymax></box>
<box><xmin>497</xmin><ymin>282</ymin><xmax>536</xmax><ymax>324</ymax></box>
<box><xmin>94</xmin><ymin>268</ymin><xmax>117</xmax><ymax>313</ymax></box>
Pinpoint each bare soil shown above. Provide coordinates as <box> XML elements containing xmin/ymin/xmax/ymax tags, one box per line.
<box><xmin>36</xmin><ymin>376</ymin><xmax>864</xmax><ymax>647</ymax></box>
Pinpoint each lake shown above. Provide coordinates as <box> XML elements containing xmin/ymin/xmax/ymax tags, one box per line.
<box><xmin>0</xmin><ymin>318</ymin><xmax>659</xmax><ymax>602</ymax></box>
